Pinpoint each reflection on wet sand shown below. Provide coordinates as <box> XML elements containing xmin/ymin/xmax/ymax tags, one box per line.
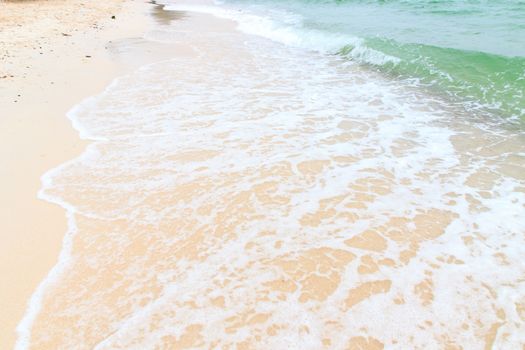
<box><xmin>149</xmin><ymin>1</ymin><xmax>186</xmax><ymax>25</ymax></box>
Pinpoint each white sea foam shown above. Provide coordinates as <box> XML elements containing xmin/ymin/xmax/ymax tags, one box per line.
<box><xmin>16</xmin><ymin>2</ymin><xmax>525</xmax><ymax>349</ymax></box>
<box><xmin>162</xmin><ymin>1</ymin><xmax>401</xmax><ymax>65</ymax></box>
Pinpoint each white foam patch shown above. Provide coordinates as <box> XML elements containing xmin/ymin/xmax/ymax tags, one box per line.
<box><xmin>162</xmin><ymin>1</ymin><xmax>401</xmax><ymax>65</ymax></box>
<box><xmin>16</xmin><ymin>3</ymin><xmax>525</xmax><ymax>349</ymax></box>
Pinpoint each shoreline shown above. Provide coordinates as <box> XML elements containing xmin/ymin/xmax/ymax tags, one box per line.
<box><xmin>0</xmin><ymin>1</ymin><xmax>169</xmax><ymax>347</ymax></box>
<box><xmin>2</xmin><ymin>0</ymin><xmax>524</xmax><ymax>348</ymax></box>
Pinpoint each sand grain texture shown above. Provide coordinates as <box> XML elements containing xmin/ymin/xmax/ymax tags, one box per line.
<box><xmin>0</xmin><ymin>1</ymin><xmax>158</xmax><ymax>347</ymax></box>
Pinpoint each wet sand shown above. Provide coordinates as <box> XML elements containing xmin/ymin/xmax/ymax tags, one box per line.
<box><xmin>0</xmin><ymin>1</ymin><xmax>175</xmax><ymax>347</ymax></box>
<box><xmin>3</xmin><ymin>0</ymin><xmax>525</xmax><ymax>348</ymax></box>
<box><xmin>13</xmin><ymin>1</ymin><xmax>525</xmax><ymax>348</ymax></box>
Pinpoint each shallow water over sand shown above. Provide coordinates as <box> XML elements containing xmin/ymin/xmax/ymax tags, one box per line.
<box><xmin>18</xmin><ymin>9</ymin><xmax>525</xmax><ymax>350</ymax></box>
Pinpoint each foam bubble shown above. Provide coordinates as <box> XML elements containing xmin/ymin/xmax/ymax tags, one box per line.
<box><xmin>16</xmin><ymin>4</ymin><xmax>525</xmax><ymax>349</ymax></box>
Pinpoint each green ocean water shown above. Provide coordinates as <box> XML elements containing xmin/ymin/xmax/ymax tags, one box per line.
<box><xmin>222</xmin><ymin>0</ymin><xmax>525</xmax><ymax>120</ymax></box>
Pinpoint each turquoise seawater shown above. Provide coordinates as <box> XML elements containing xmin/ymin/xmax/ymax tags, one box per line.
<box><xmin>221</xmin><ymin>0</ymin><xmax>525</xmax><ymax>120</ymax></box>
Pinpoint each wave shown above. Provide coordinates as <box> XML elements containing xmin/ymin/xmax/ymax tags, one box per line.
<box><xmin>180</xmin><ymin>0</ymin><xmax>525</xmax><ymax>121</ymax></box>
<box><xmin>341</xmin><ymin>39</ymin><xmax>525</xmax><ymax>120</ymax></box>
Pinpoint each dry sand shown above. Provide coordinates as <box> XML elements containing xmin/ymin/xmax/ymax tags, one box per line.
<box><xmin>0</xmin><ymin>1</ymin><xmax>172</xmax><ymax>347</ymax></box>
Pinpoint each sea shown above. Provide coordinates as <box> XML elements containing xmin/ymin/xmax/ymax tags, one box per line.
<box><xmin>17</xmin><ymin>0</ymin><xmax>525</xmax><ymax>349</ymax></box>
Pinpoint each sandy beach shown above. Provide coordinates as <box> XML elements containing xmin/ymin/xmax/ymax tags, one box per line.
<box><xmin>2</xmin><ymin>0</ymin><xmax>524</xmax><ymax>348</ymax></box>
<box><xmin>0</xmin><ymin>1</ymin><xmax>165</xmax><ymax>347</ymax></box>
